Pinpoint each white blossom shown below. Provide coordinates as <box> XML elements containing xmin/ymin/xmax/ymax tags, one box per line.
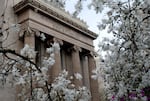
<box><xmin>40</xmin><ymin>33</ymin><xmax>46</xmax><ymax>41</ymax></box>
<box><xmin>20</xmin><ymin>44</ymin><xmax>36</xmax><ymax>59</ymax></box>
<box><xmin>16</xmin><ymin>77</ymin><xmax>25</xmax><ymax>84</ymax></box>
<box><xmin>53</xmin><ymin>42</ymin><xmax>60</xmax><ymax>53</ymax></box>
<box><xmin>74</xmin><ymin>73</ymin><xmax>82</xmax><ymax>81</ymax></box>
<box><xmin>46</xmin><ymin>47</ymin><xmax>54</xmax><ymax>53</ymax></box>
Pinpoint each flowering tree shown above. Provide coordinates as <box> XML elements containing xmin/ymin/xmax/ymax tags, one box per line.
<box><xmin>0</xmin><ymin>0</ymin><xmax>91</xmax><ymax>101</ymax></box>
<box><xmin>3</xmin><ymin>0</ymin><xmax>150</xmax><ymax>100</ymax></box>
<box><xmin>86</xmin><ymin>0</ymin><xmax>150</xmax><ymax>100</ymax></box>
<box><xmin>33</xmin><ymin>0</ymin><xmax>150</xmax><ymax>100</ymax></box>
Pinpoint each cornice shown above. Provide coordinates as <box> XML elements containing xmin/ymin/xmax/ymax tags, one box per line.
<box><xmin>13</xmin><ymin>0</ymin><xmax>98</xmax><ymax>39</ymax></box>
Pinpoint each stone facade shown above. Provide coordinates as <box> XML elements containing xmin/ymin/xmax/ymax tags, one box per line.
<box><xmin>0</xmin><ymin>0</ymin><xmax>100</xmax><ymax>101</ymax></box>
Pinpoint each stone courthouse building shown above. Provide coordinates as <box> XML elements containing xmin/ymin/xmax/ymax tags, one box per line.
<box><xmin>0</xmin><ymin>0</ymin><xmax>100</xmax><ymax>101</ymax></box>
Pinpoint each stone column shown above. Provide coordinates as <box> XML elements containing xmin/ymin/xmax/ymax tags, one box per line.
<box><xmin>88</xmin><ymin>52</ymin><xmax>100</xmax><ymax>101</ymax></box>
<box><xmin>24</xmin><ymin>30</ymin><xmax>35</xmax><ymax>49</ymax></box>
<box><xmin>71</xmin><ymin>45</ymin><xmax>83</xmax><ymax>87</ymax></box>
<box><xmin>16</xmin><ymin>29</ymin><xmax>36</xmax><ymax>101</ymax></box>
<box><xmin>82</xmin><ymin>56</ymin><xmax>90</xmax><ymax>89</ymax></box>
<box><xmin>49</xmin><ymin>38</ymin><xmax>63</xmax><ymax>82</ymax></box>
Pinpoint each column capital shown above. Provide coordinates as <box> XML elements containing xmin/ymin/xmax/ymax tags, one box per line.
<box><xmin>19</xmin><ymin>27</ymin><xmax>35</xmax><ymax>39</ymax></box>
<box><xmin>68</xmin><ymin>45</ymin><xmax>82</xmax><ymax>52</ymax></box>
<box><xmin>88</xmin><ymin>51</ymin><xmax>97</xmax><ymax>57</ymax></box>
<box><xmin>53</xmin><ymin>37</ymin><xmax>63</xmax><ymax>46</ymax></box>
<box><xmin>35</xmin><ymin>30</ymin><xmax>41</xmax><ymax>37</ymax></box>
<box><xmin>73</xmin><ymin>45</ymin><xmax>82</xmax><ymax>52</ymax></box>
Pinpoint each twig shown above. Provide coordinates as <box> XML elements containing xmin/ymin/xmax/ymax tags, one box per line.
<box><xmin>0</xmin><ymin>49</ymin><xmax>41</xmax><ymax>72</ymax></box>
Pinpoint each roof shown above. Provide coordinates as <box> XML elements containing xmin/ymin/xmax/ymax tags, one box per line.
<box><xmin>13</xmin><ymin>0</ymin><xmax>98</xmax><ymax>39</ymax></box>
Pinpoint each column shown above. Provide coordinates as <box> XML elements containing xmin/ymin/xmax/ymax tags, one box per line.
<box><xmin>16</xmin><ymin>29</ymin><xmax>36</xmax><ymax>101</ymax></box>
<box><xmin>88</xmin><ymin>52</ymin><xmax>100</xmax><ymax>101</ymax></box>
<box><xmin>49</xmin><ymin>38</ymin><xmax>62</xmax><ymax>82</ymax></box>
<box><xmin>82</xmin><ymin>56</ymin><xmax>90</xmax><ymax>89</ymax></box>
<box><xmin>71</xmin><ymin>45</ymin><xmax>83</xmax><ymax>87</ymax></box>
<box><xmin>24</xmin><ymin>30</ymin><xmax>35</xmax><ymax>49</ymax></box>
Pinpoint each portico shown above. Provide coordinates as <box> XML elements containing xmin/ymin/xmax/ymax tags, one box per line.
<box><xmin>13</xmin><ymin>0</ymin><xmax>100</xmax><ymax>100</ymax></box>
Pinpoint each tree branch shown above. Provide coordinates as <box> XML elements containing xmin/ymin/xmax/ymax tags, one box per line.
<box><xmin>0</xmin><ymin>49</ymin><xmax>41</xmax><ymax>72</ymax></box>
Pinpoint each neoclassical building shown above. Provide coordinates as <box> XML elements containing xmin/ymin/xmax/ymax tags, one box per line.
<box><xmin>0</xmin><ymin>0</ymin><xmax>100</xmax><ymax>101</ymax></box>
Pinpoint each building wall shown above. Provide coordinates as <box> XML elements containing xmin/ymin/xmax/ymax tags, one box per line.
<box><xmin>0</xmin><ymin>0</ymin><xmax>22</xmax><ymax>100</ymax></box>
<box><xmin>1</xmin><ymin>0</ymin><xmax>23</xmax><ymax>52</ymax></box>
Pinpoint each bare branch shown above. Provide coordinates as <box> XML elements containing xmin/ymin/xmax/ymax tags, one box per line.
<box><xmin>0</xmin><ymin>49</ymin><xmax>41</xmax><ymax>72</ymax></box>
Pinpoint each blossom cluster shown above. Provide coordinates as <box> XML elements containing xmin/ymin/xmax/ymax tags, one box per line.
<box><xmin>91</xmin><ymin>0</ymin><xmax>150</xmax><ymax>100</ymax></box>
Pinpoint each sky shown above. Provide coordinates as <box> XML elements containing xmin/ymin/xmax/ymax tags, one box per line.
<box><xmin>65</xmin><ymin>0</ymin><xmax>113</xmax><ymax>50</ymax></box>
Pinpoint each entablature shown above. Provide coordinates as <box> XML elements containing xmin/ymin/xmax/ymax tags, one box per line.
<box><xmin>13</xmin><ymin>0</ymin><xmax>98</xmax><ymax>40</ymax></box>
